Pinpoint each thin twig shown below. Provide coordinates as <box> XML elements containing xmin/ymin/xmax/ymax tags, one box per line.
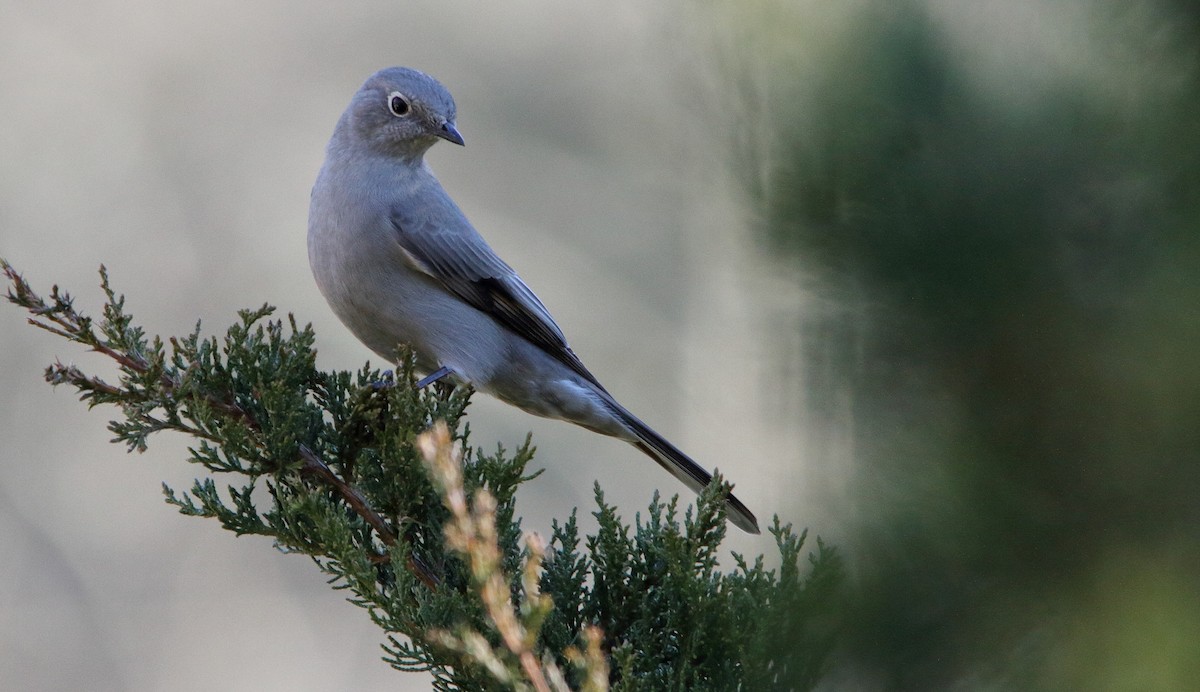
<box><xmin>519</xmin><ymin>651</ymin><xmax>553</xmax><ymax>692</ymax></box>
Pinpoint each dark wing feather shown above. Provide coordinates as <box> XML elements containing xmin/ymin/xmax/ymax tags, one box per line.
<box><xmin>389</xmin><ymin>206</ymin><xmax>604</xmax><ymax>390</ymax></box>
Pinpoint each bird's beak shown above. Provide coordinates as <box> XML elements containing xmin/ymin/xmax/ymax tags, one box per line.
<box><xmin>437</xmin><ymin>121</ymin><xmax>465</xmax><ymax>146</ymax></box>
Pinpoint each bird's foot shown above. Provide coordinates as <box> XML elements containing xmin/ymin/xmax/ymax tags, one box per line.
<box><xmin>415</xmin><ymin>365</ymin><xmax>454</xmax><ymax>389</ymax></box>
<box><xmin>369</xmin><ymin>369</ymin><xmax>397</xmax><ymax>391</ymax></box>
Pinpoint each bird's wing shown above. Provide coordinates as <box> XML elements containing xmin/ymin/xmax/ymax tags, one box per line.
<box><xmin>389</xmin><ymin>203</ymin><xmax>605</xmax><ymax>391</ymax></box>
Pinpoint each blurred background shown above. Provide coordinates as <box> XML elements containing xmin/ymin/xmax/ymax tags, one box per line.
<box><xmin>2</xmin><ymin>1</ymin><xmax>1197</xmax><ymax>690</ymax></box>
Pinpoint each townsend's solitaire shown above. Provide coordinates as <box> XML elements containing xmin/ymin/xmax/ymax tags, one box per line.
<box><xmin>308</xmin><ymin>67</ymin><xmax>758</xmax><ymax>533</ymax></box>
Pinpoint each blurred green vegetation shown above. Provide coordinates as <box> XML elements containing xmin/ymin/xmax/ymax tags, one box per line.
<box><xmin>715</xmin><ymin>1</ymin><xmax>1200</xmax><ymax>688</ymax></box>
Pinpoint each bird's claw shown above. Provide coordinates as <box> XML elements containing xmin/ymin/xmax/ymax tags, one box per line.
<box><xmin>369</xmin><ymin>370</ymin><xmax>397</xmax><ymax>390</ymax></box>
<box><xmin>415</xmin><ymin>365</ymin><xmax>454</xmax><ymax>389</ymax></box>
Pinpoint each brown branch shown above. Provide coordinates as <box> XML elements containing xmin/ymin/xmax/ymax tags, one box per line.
<box><xmin>298</xmin><ymin>444</ymin><xmax>438</xmax><ymax>587</ymax></box>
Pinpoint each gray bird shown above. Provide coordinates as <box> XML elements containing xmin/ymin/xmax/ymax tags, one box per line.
<box><xmin>308</xmin><ymin>67</ymin><xmax>759</xmax><ymax>534</ymax></box>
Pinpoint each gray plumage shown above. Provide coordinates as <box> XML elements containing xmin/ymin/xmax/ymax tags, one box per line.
<box><xmin>308</xmin><ymin>66</ymin><xmax>759</xmax><ymax>534</ymax></box>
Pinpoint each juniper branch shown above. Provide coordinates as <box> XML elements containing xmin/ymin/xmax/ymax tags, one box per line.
<box><xmin>3</xmin><ymin>258</ymin><xmax>437</xmax><ymax>586</ymax></box>
<box><xmin>4</xmin><ymin>257</ymin><xmax>843</xmax><ymax>690</ymax></box>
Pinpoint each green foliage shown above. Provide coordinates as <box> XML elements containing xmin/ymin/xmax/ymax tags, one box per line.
<box><xmin>708</xmin><ymin>3</ymin><xmax>1200</xmax><ymax>687</ymax></box>
<box><xmin>576</xmin><ymin>489</ymin><xmax>841</xmax><ymax>691</ymax></box>
<box><xmin>3</xmin><ymin>258</ymin><xmax>841</xmax><ymax>690</ymax></box>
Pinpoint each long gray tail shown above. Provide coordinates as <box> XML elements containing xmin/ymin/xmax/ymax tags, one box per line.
<box><xmin>611</xmin><ymin>404</ymin><xmax>760</xmax><ymax>534</ymax></box>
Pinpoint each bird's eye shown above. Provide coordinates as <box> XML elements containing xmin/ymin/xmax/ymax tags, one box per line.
<box><xmin>388</xmin><ymin>92</ymin><xmax>411</xmax><ymax>117</ymax></box>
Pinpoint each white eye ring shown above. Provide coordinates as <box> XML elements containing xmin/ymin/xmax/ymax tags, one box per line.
<box><xmin>388</xmin><ymin>91</ymin><xmax>411</xmax><ymax>117</ymax></box>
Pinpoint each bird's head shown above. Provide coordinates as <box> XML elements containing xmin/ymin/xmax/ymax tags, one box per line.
<box><xmin>344</xmin><ymin>66</ymin><xmax>464</xmax><ymax>158</ymax></box>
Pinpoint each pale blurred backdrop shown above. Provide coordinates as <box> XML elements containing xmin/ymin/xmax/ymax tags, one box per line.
<box><xmin>5</xmin><ymin>1</ymin><xmax>1200</xmax><ymax>690</ymax></box>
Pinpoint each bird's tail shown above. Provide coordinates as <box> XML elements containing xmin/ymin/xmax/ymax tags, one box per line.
<box><xmin>610</xmin><ymin>404</ymin><xmax>760</xmax><ymax>534</ymax></box>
